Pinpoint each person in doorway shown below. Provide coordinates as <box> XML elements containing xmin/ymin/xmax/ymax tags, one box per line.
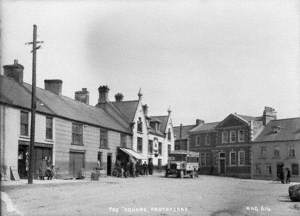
<box><xmin>148</xmin><ymin>160</ymin><xmax>153</xmax><ymax>175</ymax></box>
<box><xmin>286</xmin><ymin>168</ymin><xmax>291</xmax><ymax>184</ymax></box>
<box><xmin>282</xmin><ymin>167</ymin><xmax>288</xmax><ymax>184</ymax></box>
<box><xmin>143</xmin><ymin>161</ymin><xmax>148</xmax><ymax>176</ymax></box>
<box><xmin>131</xmin><ymin>159</ymin><xmax>136</xmax><ymax>177</ymax></box>
<box><xmin>135</xmin><ymin>160</ymin><xmax>141</xmax><ymax>177</ymax></box>
<box><xmin>39</xmin><ymin>157</ymin><xmax>48</xmax><ymax>180</ymax></box>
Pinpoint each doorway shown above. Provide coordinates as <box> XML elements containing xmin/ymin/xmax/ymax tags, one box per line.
<box><xmin>277</xmin><ymin>163</ymin><xmax>284</xmax><ymax>179</ymax></box>
<box><xmin>107</xmin><ymin>154</ymin><xmax>112</xmax><ymax>176</ymax></box>
<box><xmin>69</xmin><ymin>152</ymin><xmax>85</xmax><ymax>179</ymax></box>
<box><xmin>219</xmin><ymin>159</ymin><xmax>226</xmax><ymax>175</ymax></box>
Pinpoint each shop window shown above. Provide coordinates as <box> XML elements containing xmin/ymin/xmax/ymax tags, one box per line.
<box><xmin>72</xmin><ymin>122</ymin><xmax>83</xmax><ymax>145</ymax></box>
<box><xmin>20</xmin><ymin>111</ymin><xmax>29</xmax><ymax>136</ymax></box>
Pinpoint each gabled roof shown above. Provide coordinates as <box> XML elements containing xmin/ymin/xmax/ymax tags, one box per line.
<box><xmin>110</xmin><ymin>100</ymin><xmax>139</xmax><ymax>123</ymax></box>
<box><xmin>149</xmin><ymin>115</ymin><xmax>169</xmax><ymax>135</ymax></box>
<box><xmin>254</xmin><ymin>117</ymin><xmax>300</xmax><ymax>142</ymax></box>
<box><xmin>189</xmin><ymin>122</ymin><xmax>219</xmax><ymax>133</ymax></box>
<box><xmin>173</xmin><ymin>124</ymin><xmax>196</xmax><ymax>140</ymax></box>
<box><xmin>216</xmin><ymin>113</ymin><xmax>261</xmax><ymax>128</ymax></box>
<box><xmin>0</xmin><ymin>75</ymin><xmax>131</xmax><ymax>134</ymax></box>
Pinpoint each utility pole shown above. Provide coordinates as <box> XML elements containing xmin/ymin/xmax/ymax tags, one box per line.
<box><xmin>26</xmin><ymin>25</ymin><xmax>43</xmax><ymax>184</ymax></box>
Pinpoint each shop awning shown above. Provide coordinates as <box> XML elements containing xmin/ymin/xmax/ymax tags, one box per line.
<box><xmin>119</xmin><ymin>148</ymin><xmax>147</xmax><ymax>160</ymax></box>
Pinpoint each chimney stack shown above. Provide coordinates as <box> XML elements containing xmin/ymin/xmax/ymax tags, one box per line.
<box><xmin>142</xmin><ymin>104</ymin><xmax>148</xmax><ymax>117</ymax></box>
<box><xmin>75</xmin><ymin>88</ymin><xmax>89</xmax><ymax>104</ymax></box>
<box><xmin>196</xmin><ymin>119</ymin><xmax>205</xmax><ymax>126</ymax></box>
<box><xmin>263</xmin><ymin>106</ymin><xmax>277</xmax><ymax>125</ymax></box>
<box><xmin>44</xmin><ymin>79</ymin><xmax>63</xmax><ymax>95</ymax></box>
<box><xmin>98</xmin><ymin>85</ymin><xmax>109</xmax><ymax>104</ymax></box>
<box><xmin>114</xmin><ymin>93</ymin><xmax>124</xmax><ymax>102</ymax></box>
<box><xmin>3</xmin><ymin>59</ymin><xmax>24</xmax><ymax>83</ymax></box>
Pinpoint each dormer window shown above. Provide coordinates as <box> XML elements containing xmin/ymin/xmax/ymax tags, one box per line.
<box><xmin>272</xmin><ymin>125</ymin><xmax>281</xmax><ymax>134</ymax></box>
<box><xmin>137</xmin><ymin>117</ymin><xmax>143</xmax><ymax>133</ymax></box>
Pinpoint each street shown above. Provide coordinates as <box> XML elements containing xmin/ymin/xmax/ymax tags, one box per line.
<box><xmin>1</xmin><ymin>174</ymin><xmax>300</xmax><ymax>216</ymax></box>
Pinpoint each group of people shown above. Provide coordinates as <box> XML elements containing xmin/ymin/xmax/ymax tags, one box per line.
<box><xmin>39</xmin><ymin>156</ymin><xmax>55</xmax><ymax>180</ymax></box>
<box><xmin>279</xmin><ymin>167</ymin><xmax>291</xmax><ymax>184</ymax></box>
<box><xmin>113</xmin><ymin>158</ymin><xmax>154</xmax><ymax>178</ymax></box>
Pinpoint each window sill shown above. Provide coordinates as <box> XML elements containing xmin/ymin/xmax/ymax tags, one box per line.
<box><xmin>45</xmin><ymin>139</ymin><xmax>54</xmax><ymax>143</ymax></box>
<box><xmin>99</xmin><ymin>147</ymin><xmax>110</xmax><ymax>150</ymax></box>
<box><xmin>137</xmin><ymin>131</ymin><xmax>143</xmax><ymax>134</ymax></box>
<box><xmin>19</xmin><ymin>135</ymin><xmax>30</xmax><ymax>139</ymax></box>
<box><xmin>71</xmin><ymin>143</ymin><xmax>84</xmax><ymax>146</ymax></box>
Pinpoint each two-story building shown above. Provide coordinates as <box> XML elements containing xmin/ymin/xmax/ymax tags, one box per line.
<box><xmin>97</xmin><ymin>89</ymin><xmax>175</xmax><ymax>168</ymax></box>
<box><xmin>252</xmin><ymin>117</ymin><xmax>300</xmax><ymax>182</ymax></box>
<box><xmin>0</xmin><ymin>60</ymin><xmax>132</xmax><ymax>180</ymax></box>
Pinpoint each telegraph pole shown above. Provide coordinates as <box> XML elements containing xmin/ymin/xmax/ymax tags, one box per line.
<box><xmin>26</xmin><ymin>25</ymin><xmax>43</xmax><ymax>184</ymax></box>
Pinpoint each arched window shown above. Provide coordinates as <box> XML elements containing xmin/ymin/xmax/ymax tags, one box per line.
<box><xmin>137</xmin><ymin>117</ymin><xmax>143</xmax><ymax>133</ymax></box>
<box><xmin>167</xmin><ymin>128</ymin><xmax>171</xmax><ymax>140</ymax></box>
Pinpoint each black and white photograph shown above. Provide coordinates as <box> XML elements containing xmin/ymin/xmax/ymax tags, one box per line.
<box><xmin>1</xmin><ymin>0</ymin><xmax>300</xmax><ymax>215</ymax></box>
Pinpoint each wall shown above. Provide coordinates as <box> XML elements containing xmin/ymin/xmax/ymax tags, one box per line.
<box><xmin>252</xmin><ymin>140</ymin><xmax>300</xmax><ymax>182</ymax></box>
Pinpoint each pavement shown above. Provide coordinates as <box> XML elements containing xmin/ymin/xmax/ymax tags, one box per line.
<box><xmin>1</xmin><ymin>174</ymin><xmax>300</xmax><ymax>216</ymax></box>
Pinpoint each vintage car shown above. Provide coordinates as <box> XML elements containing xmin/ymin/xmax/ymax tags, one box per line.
<box><xmin>165</xmin><ymin>150</ymin><xmax>199</xmax><ymax>178</ymax></box>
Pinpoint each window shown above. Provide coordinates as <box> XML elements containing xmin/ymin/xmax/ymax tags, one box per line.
<box><xmin>158</xmin><ymin>142</ymin><xmax>162</xmax><ymax>155</ymax></box>
<box><xmin>137</xmin><ymin>117</ymin><xmax>143</xmax><ymax>133</ymax></box>
<box><xmin>20</xmin><ymin>111</ymin><xmax>29</xmax><ymax>136</ymax></box>
<box><xmin>238</xmin><ymin>151</ymin><xmax>245</xmax><ymax>166</ymax></box>
<box><xmin>222</xmin><ymin>131</ymin><xmax>229</xmax><ymax>143</ymax></box>
<box><xmin>168</xmin><ymin>144</ymin><xmax>171</xmax><ymax>154</ymax></box>
<box><xmin>260</xmin><ymin>146</ymin><xmax>267</xmax><ymax>157</ymax></box>
<box><xmin>148</xmin><ymin>140</ymin><xmax>153</xmax><ymax>154</ymax></box>
<box><xmin>288</xmin><ymin>145</ymin><xmax>296</xmax><ymax>157</ymax></box>
<box><xmin>72</xmin><ymin>122</ymin><xmax>83</xmax><ymax>145</ymax></box>
<box><xmin>205</xmin><ymin>134</ymin><xmax>210</xmax><ymax>145</ymax></box>
<box><xmin>255</xmin><ymin>163</ymin><xmax>262</xmax><ymax>174</ymax></box>
<box><xmin>205</xmin><ymin>153</ymin><xmax>210</xmax><ymax>166</ymax></box>
<box><xmin>273</xmin><ymin>147</ymin><xmax>280</xmax><ymax>158</ymax></box>
<box><xmin>46</xmin><ymin>116</ymin><xmax>53</xmax><ymax>140</ymax></box>
<box><xmin>200</xmin><ymin>153</ymin><xmax>206</xmax><ymax>167</ymax></box>
<box><xmin>238</xmin><ymin>130</ymin><xmax>245</xmax><ymax>142</ymax></box>
<box><xmin>196</xmin><ymin>136</ymin><xmax>201</xmax><ymax>146</ymax></box>
<box><xmin>137</xmin><ymin>137</ymin><xmax>143</xmax><ymax>153</ymax></box>
<box><xmin>167</xmin><ymin>129</ymin><xmax>171</xmax><ymax>140</ymax></box>
<box><xmin>265</xmin><ymin>164</ymin><xmax>272</xmax><ymax>175</ymax></box>
<box><xmin>230</xmin><ymin>130</ymin><xmax>236</xmax><ymax>143</ymax></box>
<box><xmin>100</xmin><ymin>128</ymin><xmax>108</xmax><ymax>149</ymax></box>
<box><xmin>230</xmin><ymin>151</ymin><xmax>236</xmax><ymax>166</ymax></box>
<box><xmin>292</xmin><ymin>164</ymin><xmax>299</xmax><ymax>175</ymax></box>
<box><xmin>175</xmin><ymin>140</ymin><xmax>180</xmax><ymax>150</ymax></box>
<box><xmin>120</xmin><ymin>134</ymin><xmax>127</xmax><ymax>148</ymax></box>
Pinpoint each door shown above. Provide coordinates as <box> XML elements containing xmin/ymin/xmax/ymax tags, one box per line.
<box><xmin>158</xmin><ymin>159</ymin><xmax>162</xmax><ymax>170</ymax></box>
<box><xmin>220</xmin><ymin>159</ymin><xmax>225</xmax><ymax>175</ymax></box>
<box><xmin>69</xmin><ymin>152</ymin><xmax>85</xmax><ymax>178</ymax></box>
<box><xmin>277</xmin><ymin>163</ymin><xmax>284</xmax><ymax>179</ymax></box>
<box><xmin>107</xmin><ymin>154</ymin><xmax>112</xmax><ymax>176</ymax></box>
<box><xmin>18</xmin><ymin>145</ymin><xmax>28</xmax><ymax>179</ymax></box>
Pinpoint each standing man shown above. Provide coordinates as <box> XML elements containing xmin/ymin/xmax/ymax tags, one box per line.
<box><xmin>148</xmin><ymin>159</ymin><xmax>153</xmax><ymax>175</ymax></box>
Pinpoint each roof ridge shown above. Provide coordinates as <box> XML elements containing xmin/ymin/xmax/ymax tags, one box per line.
<box><xmin>111</xmin><ymin>100</ymin><xmax>139</xmax><ymax>103</ymax></box>
<box><xmin>270</xmin><ymin>117</ymin><xmax>300</xmax><ymax>121</ymax></box>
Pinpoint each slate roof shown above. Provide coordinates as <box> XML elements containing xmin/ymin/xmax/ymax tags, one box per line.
<box><xmin>189</xmin><ymin>122</ymin><xmax>220</xmax><ymax>133</ymax></box>
<box><xmin>149</xmin><ymin>115</ymin><xmax>169</xmax><ymax>135</ymax></box>
<box><xmin>110</xmin><ymin>100</ymin><xmax>139</xmax><ymax>123</ymax></box>
<box><xmin>0</xmin><ymin>75</ymin><xmax>131</xmax><ymax>134</ymax></box>
<box><xmin>254</xmin><ymin>117</ymin><xmax>300</xmax><ymax>142</ymax></box>
<box><xmin>173</xmin><ymin>125</ymin><xmax>196</xmax><ymax>140</ymax></box>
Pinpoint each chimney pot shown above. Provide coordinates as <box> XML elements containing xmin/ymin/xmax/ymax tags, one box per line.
<box><xmin>3</xmin><ymin>59</ymin><xmax>24</xmax><ymax>83</ymax></box>
<box><xmin>263</xmin><ymin>106</ymin><xmax>277</xmax><ymax>125</ymax></box>
<box><xmin>115</xmin><ymin>93</ymin><xmax>124</xmax><ymax>102</ymax></box>
<box><xmin>98</xmin><ymin>85</ymin><xmax>109</xmax><ymax>104</ymax></box>
<box><xmin>196</xmin><ymin>119</ymin><xmax>205</xmax><ymax>126</ymax></box>
<box><xmin>44</xmin><ymin>79</ymin><xmax>63</xmax><ymax>95</ymax></box>
<box><xmin>75</xmin><ymin>88</ymin><xmax>90</xmax><ymax>104</ymax></box>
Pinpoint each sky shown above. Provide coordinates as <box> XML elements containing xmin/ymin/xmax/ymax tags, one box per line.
<box><xmin>1</xmin><ymin>0</ymin><xmax>300</xmax><ymax>125</ymax></box>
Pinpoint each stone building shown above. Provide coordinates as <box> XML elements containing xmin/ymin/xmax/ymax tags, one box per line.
<box><xmin>252</xmin><ymin>117</ymin><xmax>300</xmax><ymax>182</ymax></box>
<box><xmin>0</xmin><ymin>60</ymin><xmax>132</xmax><ymax>180</ymax></box>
